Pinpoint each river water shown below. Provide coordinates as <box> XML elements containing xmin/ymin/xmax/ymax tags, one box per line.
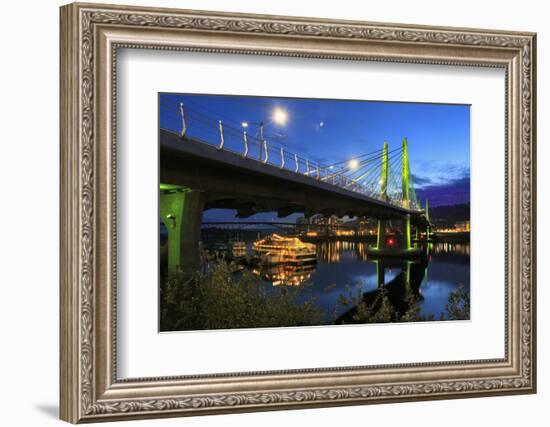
<box><xmin>255</xmin><ymin>240</ymin><xmax>470</xmax><ymax>322</ymax></box>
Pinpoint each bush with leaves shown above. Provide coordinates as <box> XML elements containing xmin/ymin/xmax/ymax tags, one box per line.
<box><xmin>160</xmin><ymin>256</ymin><xmax>471</xmax><ymax>331</ymax></box>
<box><xmin>336</xmin><ymin>286</ymin><xmax>395</xmax><ymax>324</ymax></box>
<box><xmin>160</xmin><ymin>259</ymin><xmax>323</xmax><ymax>331</ymax></box>
<box><xmin>336</xmin><ymin>283</ymin><xmax>469</xmax><ymax>324</ymax></box>
<box><xmin>446</xmin><ymin>284</ymin><xmax>470</xmax><ymax>320</ymax></box>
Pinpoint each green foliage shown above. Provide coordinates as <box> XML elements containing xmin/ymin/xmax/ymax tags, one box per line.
<box><xmin>160</xmin><ymin>257</ymin><xmax>471</xmax><ymax>331</ymax></box>
<box><xmin>446</xmin><ymin>284</ymin><xmax>470</xmax><ymax>320</ymax></box>
<box><xmin>368</xmin><ymin>290</ymin><xmax>394</xmax><ymax>323</ymax></box>
<box><xmin>160</xmin><ymin>259</ymin><xmax>323</xmax><ymax>331</ymax></box>
<box><xmin>399</xmin><ymin>291</ymin><xmax>424</xmax><ymax>322</ymax></box>
<box><xmin>336</xmin><ymin>286</ymin><xmax>395</xmax><ymax>324</ymax></box>
<box><xmin>336</xmin><ymin>283</ymin><xmax>470</xmax><ymax>324</ymax></box>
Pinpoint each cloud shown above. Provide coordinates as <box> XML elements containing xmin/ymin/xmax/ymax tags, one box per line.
<box><xmin>412</xmin><ymin>161</ymin><xmax>470</xmax><ymax>184</ymax></box>
<box><xmin>410</xmin><ymin>161</ymin><xmax>470</xmax><ymax>207</ymax></box>
<box><xmin>416</xmin><ymin>176</ymin><xmax>470</xmax><ymax>207</ymax></box>
<box><xmin>411</xmin><ymin>174</ymin><xmax>432</xmax><ymax>186</ymax></box>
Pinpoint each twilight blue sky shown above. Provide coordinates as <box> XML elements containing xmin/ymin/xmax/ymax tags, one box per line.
<box><xmin>160</xmin><ymin>93</ymin><xmax>470</xmax><ymax>221</ymax></box>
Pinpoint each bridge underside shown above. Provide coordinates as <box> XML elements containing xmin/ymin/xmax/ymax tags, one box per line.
<box><xmin>160</xmin><ymin>130</ymin><xmax>429</xmax><ymax>273</ymax></box>
<box><xmin>160</xmin><ymin>130</ymin><xmax>428</xmax><ymax>226</ymax></box>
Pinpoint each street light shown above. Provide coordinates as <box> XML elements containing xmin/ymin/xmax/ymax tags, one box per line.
<box><xmin>348</xmin><ymin>159</ymin><xmax>359</xmax><ymax>170</ymax></box>
<box><xmin>240</xmin><ymin>108</ymin><xmax>289</xmax><ymax>163</ymax></box>
<box><xmin>272</xmin><ymin>107</ymin><xmax>288</xmax><ymax>125</ymax></box>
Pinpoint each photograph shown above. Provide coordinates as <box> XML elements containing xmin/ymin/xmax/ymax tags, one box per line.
<box><xmin>158</xmin><ymin>93</ymin><xmax>471</xmax><ymax>332</ymax></box>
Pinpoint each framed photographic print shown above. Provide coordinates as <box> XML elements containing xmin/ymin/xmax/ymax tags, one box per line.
<box><xmin>60</xmin><ymin>2</ymin><xmax>537</xmax><ymax>423</ymax></box>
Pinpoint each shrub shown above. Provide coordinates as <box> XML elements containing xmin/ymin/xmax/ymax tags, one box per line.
<box><xmin>446</xmin><ymin>284</ymin><xmax>470</xmax><ymax>320</ymax></box>
<box><xmin>160</xmin><ymin>259</ymin><xmax>323</xmax><ymax>331</ymax></box>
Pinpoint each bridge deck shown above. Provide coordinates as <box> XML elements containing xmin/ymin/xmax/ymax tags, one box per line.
<box><xmin>160</xmin><ymin>130</ymin><xmax>428</xmax><ymax>225</ymax></box>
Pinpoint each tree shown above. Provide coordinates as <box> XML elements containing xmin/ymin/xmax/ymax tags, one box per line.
<box><xmin>446</xmin><ymin>284</ymin><xmax>470</xmax><ymax>320</ymax></box>
<box><xmin>160</xmin><ymin>258</ymin><xmax>323</xmax><ymax>331</ymax></box>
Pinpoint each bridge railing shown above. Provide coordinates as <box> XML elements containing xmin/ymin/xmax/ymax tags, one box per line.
<box><xmin>159</xmin><ymin>98</ymin><xmax>421</xmax><ymax>212</ymax></box>
<box><xmin>161</xmin><ymin>101</ymin><xmax>342</xmax><ymax>179</ymax></box>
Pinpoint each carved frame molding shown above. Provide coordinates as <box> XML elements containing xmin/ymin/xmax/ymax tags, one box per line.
<box><xmin>60</xmin><ymin>2</ymin><xmax>536</xmax><ymax>423</ymax></box>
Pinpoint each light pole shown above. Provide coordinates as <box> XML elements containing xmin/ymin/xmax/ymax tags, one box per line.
<box><xmin>241</xmin><ymin>122</ymin><xmax>249</xmax><ymax>158</ymax></box>
<box><xmin>241</xmin><ymin>107</ymin><xmax>289</xmax><ymax>163</ymax></box>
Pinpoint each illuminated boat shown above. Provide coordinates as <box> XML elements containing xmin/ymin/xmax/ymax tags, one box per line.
<box><xmin>253</xmin><ymin>234</ymin><xmax>316</xmax><ymax>265</ymax></box>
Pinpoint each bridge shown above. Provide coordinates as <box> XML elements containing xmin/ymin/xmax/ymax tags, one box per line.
<box><xmin>158</xmin><ymin>95</ymin><xmax>431</xmax><ymax>272</ymax></box>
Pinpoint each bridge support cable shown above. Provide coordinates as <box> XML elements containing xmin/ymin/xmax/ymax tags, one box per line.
<box><xmin>363</xmin><ymin>149</ymin><xmax>401</xmax><ymax>188</ymax></box>
<box><xmin>159</xmin><ymin>95</ymin><xmax>426</xmax><ymax>215</ymax></box>
<box><xmin>360</xmin><ymin>149</ymin><xmax>402</xmax><ymax>198</ymax></box>
<box><xmin>344</xmin><ymin>152</ymin><xmax>391</xmax><ymax>184</ymax></box>
<box><xmin>324</xmin><ymin>146</ymin><xmax>391</xmax><ymax>169</ymax></box>
<box><xmin>344</xmin><ymin>151</ymin><xmax>396</xmax><ymax>193</ymax></box>
<box><xmin>347</xmin><ymin>154</ymin><xmax>389</xmax><ymax>184</ymax></box>
<box><xmin>374</xmin><ymin>141</ymin><xmax>389</xmax><ymax>250</ymax></box>
<box><xmin>321</xmin><ymin>145</ymin><xmax>401</xmax><ymax>185</ymax></box>
<box><xmin>386</xmin><ymin>151</ymin><xmax>405</xmax><ymax>205</ymax></box>
<box><xmin>340</xmin><ymin>146</ymin><xmax>400</xmax><ymax>176</ymax></box>
<box><xmin>407</xmin><ymin>158</ymin><xmax>418</xmax><ymax>209</ymax></box>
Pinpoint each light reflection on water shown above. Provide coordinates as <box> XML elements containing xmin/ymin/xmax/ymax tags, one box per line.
<box><xmin>257</xmin><ymin>241</ymin><xmax>470</xmax><ymax>321</ymax></box>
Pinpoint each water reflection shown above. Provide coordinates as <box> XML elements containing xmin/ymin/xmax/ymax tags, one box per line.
<box><xmin>433</xmin><ymin>242</ymin><xmax>470</xmax><ymax>255</ymax></box>
<box><xmin>316</xmin><ymin>240</ymin><xmax>373</xmax><ymax>263</ymax></box>
<box><xmin>258</xmin><ymin>263</ymin><xmax>316</xmax><ymax>286</ymax></box>
<box><xmin>355</xmin><ymin>242</ymin><xmax>371</xmax><ymax>261</ymax></box>
<box><xmin>251</xmin><ymin>238</ymin><xmax>469</xmax><ymax>321</ymax></box>
<box><xmin>196</xmin><ymin>231</ymin><xmax>470</xmax><ymax>321</ymax></box>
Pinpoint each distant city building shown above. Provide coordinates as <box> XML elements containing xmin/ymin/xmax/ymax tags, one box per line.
<box><xmin>296</xmin><ymin>215</ymin><xmax>377</xmax><ymax>236</ymax></box>
<box><xmin>455</xmin><ymin>221</ymin><xmax>470</xmax><ymax>232</ymax></box>
<box><xmin>297</xmin><ymin>214</ymin><xmax>339</xmax><ymax>226</ymax></box>
<box><xmin>355</xmin><ymin>217</ymin><xmax>377</xmax><ymax>236</ymax></box>
<box><xmin>433</xmin><ymin>220</ymin><xmax>470</xmax><ymax>233</ymax></box>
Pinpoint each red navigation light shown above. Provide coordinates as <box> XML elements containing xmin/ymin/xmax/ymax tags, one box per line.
<box><xmin>388</xmin><ymin>238</ymin><xmax>394</xmax><ymax>246</ymax></box>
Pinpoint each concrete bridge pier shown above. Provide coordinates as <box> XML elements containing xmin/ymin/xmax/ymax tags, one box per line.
<box><xmin>160</xmin><ymin>185</ymin><xmax>205</xmax><ymax>274</ymax></box>
<box><xmin>376</xmin><ymin>219</ymin><xmax>388</xmax><ymax>249</ymax></box>
<box><xmin>403</xmin><ymin>214</ymin><xmax>412</xmax><ymax>250</ymax></box>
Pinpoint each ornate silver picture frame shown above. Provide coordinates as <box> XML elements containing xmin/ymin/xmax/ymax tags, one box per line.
<box><xmin>60</xmin><ymin>2</ymin><xmax>536</xmax><ymax>423</ymax></box>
